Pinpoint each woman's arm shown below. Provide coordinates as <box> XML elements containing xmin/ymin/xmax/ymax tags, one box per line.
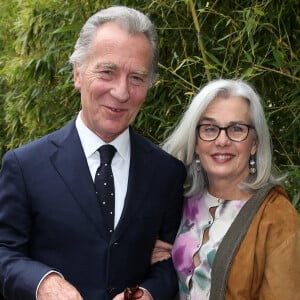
<box><xmin>151</xmin><ymin>239</ymin><xmax>173</xmax><ymax>264</ymax></box>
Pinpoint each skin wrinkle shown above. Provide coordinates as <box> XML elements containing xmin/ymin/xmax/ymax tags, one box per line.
<box><xmin>74</xmin><ymin>22</ymin><xmax>152</xmax><ymax>143</ymax></box>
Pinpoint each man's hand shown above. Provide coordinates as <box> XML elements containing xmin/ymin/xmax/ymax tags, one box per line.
<box><xmin>113</xmin><ymin>288</ymin><xmax>152</xmax><ymax>300</ymax></box>
<box><xmin>37</xmin><ymin>273</ymin><xmax>83</xmax><ymax>300</ymax></box>
<box><xmin>151</xmin><ymin>239</ymin><xmax>173</xmax><ymax>264</ymax></box>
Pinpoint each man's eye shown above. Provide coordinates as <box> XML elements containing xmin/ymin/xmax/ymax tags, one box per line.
<box><xmin>102</xmin><ymin>70</ymin><xmax>112</xmax><ymax>75</ymax></box>
<box><xmin>98</xmin><ymin>70</ymin><xmax>113</xmax><ymax>79</ymax></box>
<box><xmin>129</xmin><ymin>75</ymin><xmax>147</xmax><ymax>86</ymax></box>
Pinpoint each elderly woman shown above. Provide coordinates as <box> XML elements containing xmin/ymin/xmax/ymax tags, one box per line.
<box><xmin>153</xmin><ymin>79</ymin><xmax>300</xmax><ymax>300</ymax></box>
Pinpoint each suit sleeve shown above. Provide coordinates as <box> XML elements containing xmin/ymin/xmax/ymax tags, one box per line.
<box><xmin>140</xmin><ymin>160</ymin><xmax>186</xmax><ymax>300</ymax></box>
<box><xmin>0</xmin><ymin>150</ymin><xmax>53</xmax><ymax>300</ymax></box>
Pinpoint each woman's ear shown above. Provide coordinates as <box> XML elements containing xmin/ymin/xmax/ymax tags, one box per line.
<box><xmin>251</xmin><ymin>139</ymin><xmax>257</xmax><ymax>155</ymax></box>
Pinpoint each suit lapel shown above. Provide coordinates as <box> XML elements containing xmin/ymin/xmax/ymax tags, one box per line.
<box><xmin>49</xmin><ymin>120</ymin><xmax>109</xmax><ymax>238</ymax></box>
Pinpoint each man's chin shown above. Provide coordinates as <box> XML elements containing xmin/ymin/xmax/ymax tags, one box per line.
<box><xmin>95</xmin><ymin>126</ymin><xmax>128</xmax><ymax>143</ymax></box>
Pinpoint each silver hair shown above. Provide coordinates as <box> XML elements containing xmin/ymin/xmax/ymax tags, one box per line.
<box><xmin>69</xmin><ymin>6</ymin><xmax>158</xmax><ymax>87</ymax></box>
<box><xmin>162</xmin><ymin>79</ymin><xmax>282</xmax><ymax>196</ymax></box>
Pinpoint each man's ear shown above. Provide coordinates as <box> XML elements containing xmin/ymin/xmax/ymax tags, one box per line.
<box><xmin>73</xmin><ymin>64</ymin><xmax>81</xmax><ymax>91</ymax></box>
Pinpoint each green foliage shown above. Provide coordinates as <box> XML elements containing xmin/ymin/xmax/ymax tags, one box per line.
<box><xmin>0</xmin><ymin>0</ymin><xmax>299</xmax><ymax>211</ymax></box>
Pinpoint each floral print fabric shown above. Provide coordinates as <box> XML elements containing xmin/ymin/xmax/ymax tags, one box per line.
<box><xmin>172</xmin><ymin>192</ymin><xmax>246</xmax><ymax>300</ymax></box>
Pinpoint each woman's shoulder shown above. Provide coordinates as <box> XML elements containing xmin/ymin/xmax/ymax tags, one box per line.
<box><xmin>258</xmin><ymin>184</ymin><xmax>300</xmax><ymax>229</ymax></box>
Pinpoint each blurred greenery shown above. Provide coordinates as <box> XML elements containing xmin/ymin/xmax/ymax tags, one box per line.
<box><xmin>0</xmin><ymin>0</ymin><xmax>299</xmax><ymax>212</ymax></box>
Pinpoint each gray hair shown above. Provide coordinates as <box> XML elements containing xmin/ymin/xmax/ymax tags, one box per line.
<box><xmin>69</xmin><ymin>6</ymin><xmax>158</xmax><ymax>87</ymax></box>
<box><xmin>163</xmin><ymin>79</ymin><xmax>281</xmax><ymax>196</ymax></box>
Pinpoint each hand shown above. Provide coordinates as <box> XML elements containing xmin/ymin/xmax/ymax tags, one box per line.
<box><xmin>113</xmin><ymin>288</ymin><xmax>152</xmax><ymax>300</ymax></box>
<box><xmin>37</xmin><ymin>273</ymin><xmax>83</xmax><ymax>300</ymax></box>
<box><xmin>151</xmin><ymin>239</ymin><xmax>173</xmax><ymax>264</ymax></box>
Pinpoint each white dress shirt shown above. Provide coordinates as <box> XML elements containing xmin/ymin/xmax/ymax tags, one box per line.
<box><xmin>75</xmin><ymin>111</ymin><xmax>130</xmax><ymax>228</ymax></box>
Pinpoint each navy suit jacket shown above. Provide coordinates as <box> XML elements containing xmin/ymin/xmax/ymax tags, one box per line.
<box><xmin>0</xmin><ymin>119</ymin><xmax>186</xmax><ymax>300</ymax></box>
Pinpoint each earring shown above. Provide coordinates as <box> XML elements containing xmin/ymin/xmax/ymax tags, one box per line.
<box><xmin>249</xmin><ymin>154</ymin><xmax>257</xmax><ymax>174</ymax></box>
<box><xmin>195</xmin><ymin>157</ymin><xmax>201</xmax><ymax>172</ymax></box>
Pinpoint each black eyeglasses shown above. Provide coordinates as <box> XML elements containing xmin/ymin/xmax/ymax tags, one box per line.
<box><xmin>124</xmin><ymin>285</ymin><xmax>144</xmax><ymax>300</ymax></box>
<box><xmin>196</xmin><ymin>123</ymin><xmax>255</xmax><ymax>142</ymax></box>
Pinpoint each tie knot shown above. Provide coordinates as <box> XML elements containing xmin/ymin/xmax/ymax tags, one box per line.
<box><xmin>98</xmin><ymin>145</ymin><xmax>116</xmax><ymax>165</ymax></box>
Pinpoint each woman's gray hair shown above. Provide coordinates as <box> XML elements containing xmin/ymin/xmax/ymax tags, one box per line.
<box><xmin>163</xmin><ymin>79</ymin><xmax>281</xmax><ymax>196</ymax></box>
<box><xmin>69</xmin><ymin>6</ymin><xmax>158</xmax><ymax>87</ymax></box>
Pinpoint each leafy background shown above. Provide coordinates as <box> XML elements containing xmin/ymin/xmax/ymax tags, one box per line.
<box><xmin>0</xmin><ymin>0</ymin><xmax>299</xmax><ymax>212</ymax></box>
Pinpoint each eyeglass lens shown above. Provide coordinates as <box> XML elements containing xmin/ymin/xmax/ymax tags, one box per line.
<box><xmin>197</xmin><ymin>124</ymin><xmax>251</xmax><ymax>141</ymax></box>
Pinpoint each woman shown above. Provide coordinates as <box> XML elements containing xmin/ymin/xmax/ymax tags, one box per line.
<box><xmin>153</xmin><ymin>79</ymin><xmax>300</xmax><ymax>299</ymax></box>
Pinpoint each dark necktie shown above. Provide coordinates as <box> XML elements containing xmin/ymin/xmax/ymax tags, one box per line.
<box><xmin>95</xmin><ymin>144</ymin><xmax>116</xmax><ymax>235</ymax></box>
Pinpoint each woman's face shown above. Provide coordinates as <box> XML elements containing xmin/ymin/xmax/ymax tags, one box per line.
<box><xmin>196</xmin><ymin>96</ymin><xmax>257</xmax><ymax>187</ymax></box>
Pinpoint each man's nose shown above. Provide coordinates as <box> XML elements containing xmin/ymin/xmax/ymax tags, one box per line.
<box><xmin>110</xmin><ymin>78</ymin><xmax>130</xmax><ymax>102</ymax></box>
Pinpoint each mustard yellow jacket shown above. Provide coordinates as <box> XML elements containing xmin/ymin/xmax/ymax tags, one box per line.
<box><xmin>211</xmin><ymin>185</ymin><xmax>300</xmax><ymax>300</ymax></box>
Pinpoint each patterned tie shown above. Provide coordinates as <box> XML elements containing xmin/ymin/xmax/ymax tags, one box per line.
<box><xmin>95</xmin><ymin>144</ymin><xmax>116</xmax><ymax>235</ymax></box>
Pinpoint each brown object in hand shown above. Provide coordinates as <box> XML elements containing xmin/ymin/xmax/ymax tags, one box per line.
<box><xmin>124</xmin><ymin>285</ymin><xmax>144</xmax><ymax>299</ymax></box>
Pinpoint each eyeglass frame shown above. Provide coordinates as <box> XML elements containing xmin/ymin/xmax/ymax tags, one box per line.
<box><xmin>196</xmin><ymin>123</ymin><xmax>255</xmax><ymax>142</ymax></box>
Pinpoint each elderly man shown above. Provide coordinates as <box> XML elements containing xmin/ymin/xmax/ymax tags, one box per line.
<box><xmin>0</xmin><ymin>6</ymin><xmax>185</xmax><ymax>300</ymax></box>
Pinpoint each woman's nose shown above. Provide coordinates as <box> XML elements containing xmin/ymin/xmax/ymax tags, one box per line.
<box><xmin>215</xmin><ymin>129</ymin><xmax>231</xmax><ymax>146</ymax></box>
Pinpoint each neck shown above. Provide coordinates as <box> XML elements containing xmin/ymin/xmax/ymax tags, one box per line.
<box><xmin>208</xmin><ymin>180</ymin><xmax>253</xmax><ymax>200</ymax></box>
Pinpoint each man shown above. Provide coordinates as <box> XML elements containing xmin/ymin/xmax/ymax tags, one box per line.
<box><xmin>0</xmin><ymin>6</ymin><xmax>186</xmax><ymax>300</ymax></box>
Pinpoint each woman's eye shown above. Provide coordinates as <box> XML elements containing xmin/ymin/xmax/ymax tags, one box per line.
<box><xmin>205</xmin><ymin>126</ymin><xmax>217</xmax><ymax>132</ymax></box>
<box><xmin>231</xmin><ymin>125</ymin><xmax>243</xmax><ymax>132</ymax></box>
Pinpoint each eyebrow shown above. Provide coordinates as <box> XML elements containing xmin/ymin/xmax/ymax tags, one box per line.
<box><xmin>132</xmin><ymin>70</ymin><xmax>149</xmax><ymax>76</ymax></box>
<box><xmin>95</xmin><ymin>62</ymin><xmax>116</xmax><ymax>70</ymax></box>
<box><xmin>200</xmin><ymin>117</ymin><xmax>249</xmax><ymax>125</ymax></box>
<box><xmin>94</xmin><ymin>62</ymin><xmax>149</xmax><ymax>77</ymax></box>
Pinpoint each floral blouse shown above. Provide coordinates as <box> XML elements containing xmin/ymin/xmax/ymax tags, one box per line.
<box><xmin>172</xmin><ymin>192</ymin><xmax>246</xmax><ymax>300</ymax></box>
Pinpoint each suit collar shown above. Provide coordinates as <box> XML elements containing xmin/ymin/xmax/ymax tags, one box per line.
<box><xmin>75</xmin><ymin>113</ymin><xmax>130</xmax><ymax>161</ymax></box>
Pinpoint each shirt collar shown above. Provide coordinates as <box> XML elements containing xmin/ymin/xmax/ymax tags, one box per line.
<box><xmin>204</xmin><ymin>191</ymin><xmax>224</xmax><ymax>208</ymax></box>
<box><xmin>75</xmin><ymin>111</ymin><xmax>130</xmax><ymax>161</ymax></box>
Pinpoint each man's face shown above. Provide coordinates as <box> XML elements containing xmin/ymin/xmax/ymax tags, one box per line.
<box><xmin>74</xmin><ymin>22</ymin><xmax>152</xmax><ymax>142</ymax></box>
